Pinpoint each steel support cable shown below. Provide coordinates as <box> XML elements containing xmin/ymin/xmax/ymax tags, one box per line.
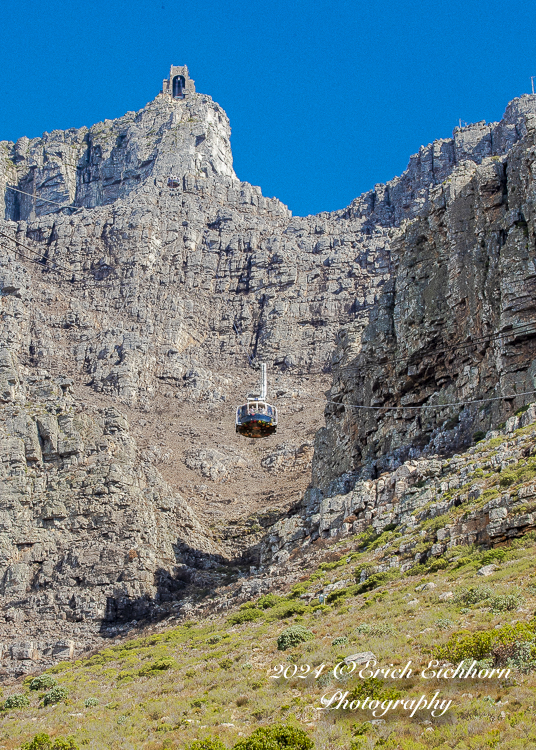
<box><xmin>302</xmin><ymin>388</ymin><xmax>536</xmax><ymax>412</ymax></box>
<box><xmin>286</xmin><ymin>320</ymin><xmax>536</xmax><ymax>379</ymax></box>
<box><xmin>4</xmin><ymin>235</ymin><xmax>536</xmax><ymax>413</ymax></box>
<box><xmin>330</xmin><ymin>321</ymin><xmax>536</xmax><ymax>376</ymax></box>
<box><xmin>4</xmin><ymin>230</ymin><xmax>536</xmax><ymax>404</ymax></box>
<box><xmin>7</xmin><ymin>220</ymin><xmax>535</xmax><ymax>384</ymax></box>
<box><xmin>5</xmin><ymin>186</ymin><xmax>68</xmax><ymax>208</ymax></box>
<box><xmin>0</xmin><ymin>229</ymin><xmax>186</xmax><ymax>287</ymax></box>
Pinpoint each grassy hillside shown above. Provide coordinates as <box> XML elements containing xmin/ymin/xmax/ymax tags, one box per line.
<box><xmin>4</xmin><ymin>424</ymin><xmax>536</xmax><ymax>750</ymax></box>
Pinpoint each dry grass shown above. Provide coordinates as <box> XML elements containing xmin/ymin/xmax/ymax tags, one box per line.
<box><xmin>6</xmin><ymin>427</ymin><xmax>536</xmax><ymax>749</ymax></box>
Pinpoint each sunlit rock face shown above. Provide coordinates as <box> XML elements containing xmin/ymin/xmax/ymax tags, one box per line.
<box><xmin>310</xmin><ymin>111</ymin><xmax>536</xmax><ymax>500</ymax></box>
<box><xmin>2</xmin><ymin>74</ymin><xmax>536</xmax><ymax>673</ymax></box>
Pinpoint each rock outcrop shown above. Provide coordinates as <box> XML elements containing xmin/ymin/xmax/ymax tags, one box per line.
<box><xmin>3</xmin><ymin>71</ymin><xmax>536</xmax><ymax>673</ymax></box>
<box><xmin>263</xmin><ymin>404</ymin><xmax>536</xmax><ymax>567</ymax></box>
<box><xmin>313</xmin><ymin>106</ymin><xmax>536</xmax><ymax>491</ymax></box>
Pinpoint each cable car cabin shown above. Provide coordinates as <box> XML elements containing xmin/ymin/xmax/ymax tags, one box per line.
<box><xmin>167</xmin><ymin>176</ymin><xmax>180</xmax><ymax>189</ymax></box>
<box><xmin>236</xmin><ymin>399</ymin><xmax>277</xmax><ymax>438</ymax></box>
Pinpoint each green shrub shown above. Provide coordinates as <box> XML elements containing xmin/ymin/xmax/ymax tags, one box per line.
<box><xmin>426</xmin><ymin>557</ymin><xmax>449</xmax><ymax>572</ymax></box>
<box><xmin>499</xmin><ymin>458</ymin><xmax>536</xmax><ymax>488</ymax></box>
<box><xmin>207</xmin><ymin>635</ymin><xmax>222</xmax><ymax>644</ymax></box>
<box><xmin>332</xmin><ymin>636</ymin><xmax>348</xmax><ymax>647</ymax></box>
<box><xmin>356</xmin><ymin>527</ymin><xmax>381</xmax><ymax>550</ymax></box>
<box><xmin>289</xmin><ymin>583</ymin><xmax>308</xmax><ymax>599</ymax></box>
<box><xmin>480</xmin><ymin>549</ymin><xmax>508</xmax><ymax>565</ymax></box>
<box><xmin>277</xmin><ymin>625</ymin><xmax>314</xmax><ymax>651</ymax></box>
<box><xmin>366</xmin><ymin>529</ymin><xmax>399</xmax><ymax>552</ymax></box>
<box><xmin>3</xmin><ymin>693</ymin><xmax>30</xmax><ymax>709</ymax></box>
<box><xmin>138</xmin><ymin>657</ymin><xmax>176</xmax><ymax>677</ymax></box>
<box><xmin>84</xmin><ymin>697</ymin><xmax>99</xmax><ymax>707</ymax></box>
<box><xmin>21</xmin><ymin>734</ymin><xmax>78</xmax><ymax>750</ymax></box>
<box><xmin>357</xmin><ymin>569</ymin><xmax>400</xmax><ymax>593</ymax></box>
<box><xmin>434</xmin><ymin>622</ymin><xmax>536</xmax><ymax>663</ymax></box>
<box><xmin>232</xmin><ymin>723</ymin><xmax>314</xmax><ymax>750</ymax></box>
<box><xmin>348</xmin><ymin>677</ymin><xmax>401</xmax><ymax>702</ymax></box>
<box><xmin>42</xmin><ymin>686</ymin><xmax>69</xmax><ymax>706</ymax></box>
<box><xmin>29</xmin><ymin>675</ymin><xmax>57</xmax><ymax>691</ymax></box>
<box><xmin>227</xmin><ymin>608</ymin><xmax>263</xmax><ymax>625</ymax></box>
<box><xmin>187</xmin><ymin>739</ymin><xmax>227</xmax><ymax>750</ymax></box>
<box><xmin>266</xmin><ymin>600</ymin><xmax>308</xmax><ymax>621</ymax></box>
<box><xmin>49</xmin><ymin>739</ymin><xmax>79</xmax><ymax>750</ymax></box>
<box><xmin>451</xmin><ymin>555</ymin><xmax>477</xmax><ymax>569</ymax></box>
<box><xmin>326</xmin><ymin>587</ymin><xmax>349</xmax><ymax>604</ymax></box>
<box><xmin>455</xmin><ymin>585</ymin><xmax>493</xmax><ymax>606</ymax></box>
<box><xmin>488</xmin><ymin>592</ymin><xmax>525</xmax><ymax>612</ymax></box>
<box><xmin>21</xmin><ymin>735</ymin><xmax>54</xmax><ymax>750</ymax></box>
<box><xmin>436</xmin><ymin>618</ymin><xmax>454</xmax><ymax>630</ymax></box>
<box><xmin>256</xmin><ymin>594</ymin><xmax>281</xmax><ymax>609</ymax></box>
<box><xmin>219</xmin><ymin>658</ymin><xmax>233</xmax><ymax>670</ymax></box>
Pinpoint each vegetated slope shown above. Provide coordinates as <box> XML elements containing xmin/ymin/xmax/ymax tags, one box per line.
<box><xmin>2</xmin><ymin>81</ymin><xmax>536</xmax><ymax>679</ymax></box>
<box><xmin>4</xmin><ymin>412</ymin><xmax>536</xmax><ymax>749</ymax></box>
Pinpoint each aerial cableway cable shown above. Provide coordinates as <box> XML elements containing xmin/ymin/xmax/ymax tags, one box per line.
<box><xmin>2</xmin><ymin>228</ymin><xmax>536</xmax><ymax>416</ymax></box>
<box><xmin>302</xmin><ymin>389</ymin><xmax>536</xmax><ymax>413</ymax></box>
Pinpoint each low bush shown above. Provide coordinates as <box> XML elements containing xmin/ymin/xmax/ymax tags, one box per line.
<box><xmin>266</xmin><ymin>600</ymin><xmax>308</xmax><ymax>621</ymax></box>
<box><xmin>277</xmin><ymin>625</ymin><xmax>314</xmax><ymax>651</ymax></box>
<box><xmin>84</xmin><ymin>697</ymin><xmax>99</xmax><ymax>707</ymax></box>
<box><xmin>21</xmin><ymin>734</ymin><xmax>79</xmax><ymax>750</ymax></box>
<box><xmin>348</xmin><ymin>677</ymin><xmax>401</xmax><ymax>702</ymax></box>
<box><xmin>488</xmin><ymin>592</ymin><xmax>525</xmax><ymax>612</ymax></box>
<box><xmin>42</xmin><ymin>686</ymin><xmax>69</xmax><ymax>706</ymax></box>
<box><xmin>3</xmin><ymin>693</ymin><xmax>30</xmax><ymax>709</ymax></box>
<box><xmin>187</xmin><ymin>739</ymin><xmax>227</xmax><ymax>750</ymax></box>
<box><xmin>426</xmin><ymin>557</ymin><xmax>449</xmax><ymax>573</ymax></box>
<box><xmin>138</xmin><ymin>657</ymin><xmax>176</xmax><ymax>677</ymax></box>
<box><xmin>326</xmin><ymin>587</ymin><xmax>350</xmax><ymax>604</ymax></box>
<box><xmin>289</xmin><ymin>583</ymin><xmax>308</xmax><ymax>599</ymax></box>
<box><xmin>454</xmin><ymin>585</ymin><xmax>493</xmax><ymax>606</ymax></box>
<box><xmin>499</xmin><ymin>458</ymin><xmax>536</xmax><ymax>488</ymax></box>
<box><xmin>434</xmin><ymin>622</ymin><xmax>536</xmax><ymax>663</ymax></box>
<box><xmin>480</xmin><ymin>548</ymin><xmax>508</xmax><ymax>565</ymax></box>
<box><xmin>227</xmin><ymin>608</ymin><xmax>263</xmax><ymax>625</ymax></box>
<box><xmin>355</xmin><ymin>623</ymin><xmax>394</xmax><ymax>636</ymax></box>
<box><xmin>29</xmin><ymin>675</ymin><xmax>57</xmax><ymax>691</ymax></box>
<box><xmin>357</xmin><ymin>569</ymin><xmax>400</xmax><ymax>593</ymax></box>
<box><xmin>332</xmin><ymin>636</ymin><xmax>348</xmax><ymax>646</ymax></box>
<box><xmin>233</xmin><ymin>723</ymin><xmax>314</xmax><ymax>750</ymax></box>
<box><xmin>256</xmin><ymin>594</ymin><xmax>281</xmax><ymax>609</ymax></box>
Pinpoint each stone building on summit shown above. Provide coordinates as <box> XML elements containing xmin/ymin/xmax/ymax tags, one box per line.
<box><xmin>161</xmin><ymin>65</ymin><xmax>196</xmax><ymax>99</ymax></box>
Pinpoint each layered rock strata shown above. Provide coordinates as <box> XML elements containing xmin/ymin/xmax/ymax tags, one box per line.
<box><xmin>2</xmin><ymin>78</ymin><xmax>536</xmax><ymax>672</ymax></box>
<box><xmin>313</xmin><ymin>107</ymin><xmax>536</xmax><ymax>492</ymax></box>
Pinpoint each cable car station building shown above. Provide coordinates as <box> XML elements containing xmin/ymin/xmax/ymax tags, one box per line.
<box><xmin>161</xmin><ymin>65</ymin><xmax>196</xmax><ymax>99</ymax></box>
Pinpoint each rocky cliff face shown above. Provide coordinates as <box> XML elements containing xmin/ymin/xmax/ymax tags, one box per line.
<box><xmin>2</xmin><ymin>78</ymin><xmax>536</xmax><ymax>676</ymax></box>
<box><xmin>313</xmin><ymin>105</ymin><xmax>536</xmax><ymax>492</ymax></box>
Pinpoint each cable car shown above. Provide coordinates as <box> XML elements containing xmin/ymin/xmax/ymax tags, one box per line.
<box><xmin>236</xmin><ymin>363</ymin><xmax>278</xmax><ymax>438</ymax></box>
<box><xmin>167</xmin><ymin>174</ymin><xmax>180</xmax><ymax>189</ymax></box>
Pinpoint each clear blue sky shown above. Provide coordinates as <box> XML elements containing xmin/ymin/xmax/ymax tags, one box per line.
<box><xmin>2</xmin><ymin>0</ymin><xmax>535</xmax><ymax>217</ymax></box>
